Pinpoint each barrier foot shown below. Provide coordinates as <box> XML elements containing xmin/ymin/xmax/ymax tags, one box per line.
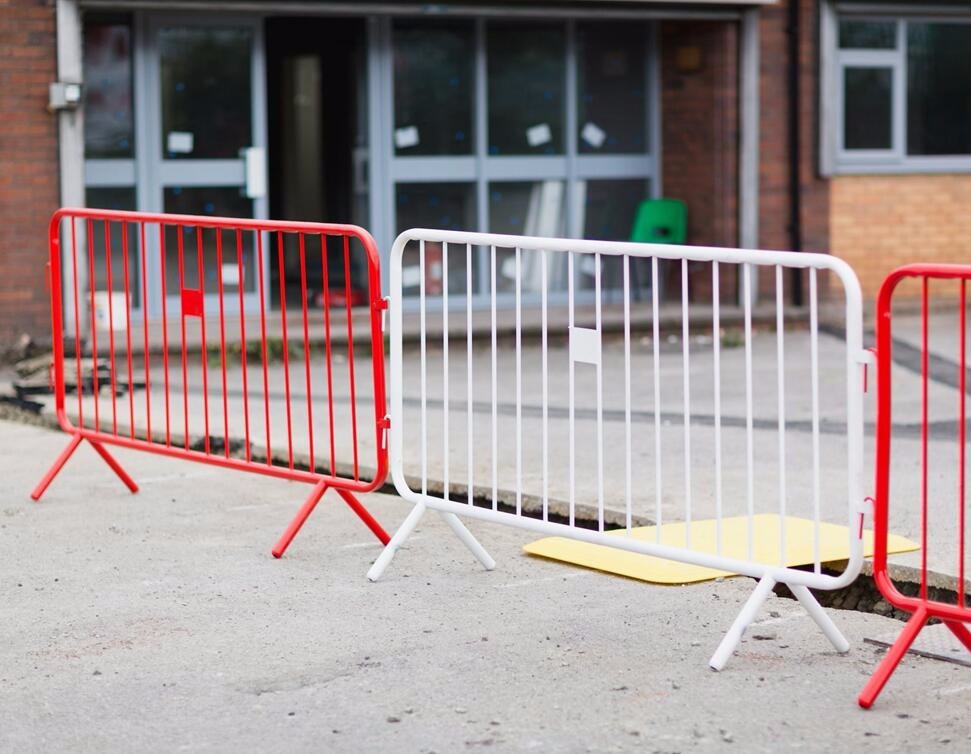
<box><xmin>367</xmin><ymin>503</ymin><xmax>426</xmax><ymax>582</ymax></box>
<box><xmin>271</xmin><ymin>481</ymin><xmax>328</xmax><ymax>558</ymax></box>
<box><xmin>858</xmin><ymin>607</ymin><xmax>928</xmax><ymax>709</ymax></box>
<box><xmin>88</xmin><ymin>439</ymin><xmax>139</xmax><ymax>494</ymax></box>
<box><xmin>709</xmin><ymin>574</ymin><xmax>775</xmax><ymax>671</ymax></box>
<box><xmin>439</xmin><ymin>512</ymin><xmax>495</xmax><ymax>571</ymax></box>
<box><xmin>31</xmin><ymin>434</ymin><xmax>138</xmax><ymax>501</ymax></box>
<box><xmin>790</xmin><ymin>584</ymin><xmax>850</xmax><ymax>654</ymax></box>
<box><xmin>30</xmin><ymin>434</ymin><xmax>83</xmax><ymax>501</ymax></box>
<box><xmin>944</xmin><ymin>619</ymin><xmax>971</xmax><ymax>652</ymax></box>
<box><xmin>336</xmin><ymin>488</ymin><xmax>390</xmax><ymax>545</ymax></box>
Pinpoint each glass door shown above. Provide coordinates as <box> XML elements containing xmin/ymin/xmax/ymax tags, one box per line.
<box><xmin>144</xmin><ymin>16</ymin><xmax>268</xmax><ymax>315</ymax></box>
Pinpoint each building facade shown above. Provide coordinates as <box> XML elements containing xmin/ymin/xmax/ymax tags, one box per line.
<box><xmin>1</xmin><ymin>0</ymin><xmax>969</xmax><ymax>349</ymax></box>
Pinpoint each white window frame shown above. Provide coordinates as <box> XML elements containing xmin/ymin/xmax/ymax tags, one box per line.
<box><xmin>822</xmin><ymin>3</ymin><xmax>971</xmax><ymax>175</ymax></box>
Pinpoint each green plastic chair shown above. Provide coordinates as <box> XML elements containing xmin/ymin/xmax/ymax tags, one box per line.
<box><xmin>626</xmin><ymin>198</ymin><xmax>686</xmax><ymax>300</ymax></box>
<box><xmin>629</xmin><ymin>198</ymin><xmax>687</xmax><ymax>245</ymax></box>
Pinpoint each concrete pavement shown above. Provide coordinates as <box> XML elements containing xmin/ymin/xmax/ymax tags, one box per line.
<box><xmin>2</xmin><ymin>419</ymin><xmax>971</xmax><ymax>752</ymax></box>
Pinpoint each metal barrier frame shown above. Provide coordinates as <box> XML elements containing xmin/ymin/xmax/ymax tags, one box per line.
<box><xmin>859</xmin><ymin>264</ymin><xmax>971</xmax><ymax>708</ymax></box>
<box><xmin>30</xmin><ymin>208</ymin><xmax>391</xmax><ymax>557</ymax></box>
<box><xmin>372</xmin><ymin>228</ymin><xmax>869</xmax><ymax>671</ymax></box>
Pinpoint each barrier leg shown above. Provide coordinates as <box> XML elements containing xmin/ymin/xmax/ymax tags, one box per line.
<box><xmin>789</xmin><ymin>584</ymin><xmax>850</xmax><ymax>653</ymax></box>
<box><xmin>271</xmin><ymin>481</ymin><xmax>328</xmax><ymax>558</ymax></box>
<box><xmin>335</xmin><ymin>488</ymin><xmax>390</xmax><ymax>545</ymax></box>
<box><xmin>30</xmin><ymin>434</ymin><xmax>83</xmax><ymax>501</ymax></box>
<box><xmin>944</xmin><ymin>620</ymin><xmax>971</xmax><ymax>652</ymax></box>
<box><xmin>367</xmin><ymin>503</ymin><xmax>426</xmax><ymax>582</ymax></box>
<box><xmin>858</xmin><ymin>607</ymin><xmax>928</xmax><ymax>709</ymax></box>
<box><xmin>709</xmin><ymin>574</ymin><xmax>776</xmax><ymax>671</ymax></box>
<box><xmin>31</xmin><ymin>435</ymin><xmax>138</xmax><ymax>501</ymax></box>
<box><xmin>439</xmin><ymin>511</ymin><xmax>495</xmax><ymax>571</ymax></box>
<box><xmin>88</xmin><ymin>440</ymin><xmax>139</xmax><ymax>494</ymax></box>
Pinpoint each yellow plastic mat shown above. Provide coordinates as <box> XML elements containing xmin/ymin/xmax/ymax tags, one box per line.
<box><xmin>523</xmin><ymin>514</ymin><xmax>919</xmax><ymax>585</ymax></box>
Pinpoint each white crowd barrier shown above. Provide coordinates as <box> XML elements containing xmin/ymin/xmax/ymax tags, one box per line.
<box><xmin>370</xmin><ymin>228</ymin><xmax>868</xmax><ymax>670</ymax></box>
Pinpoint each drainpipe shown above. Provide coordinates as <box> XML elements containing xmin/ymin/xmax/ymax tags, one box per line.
<box><xmin>55</xmin><ymin>0</ymin><xmax>86</xmax><ymax>335</ymax></box>
<box><xmin>787</xmin><ymin>0</ymin><xmax>804</xmax><ymax>305</ymax></box>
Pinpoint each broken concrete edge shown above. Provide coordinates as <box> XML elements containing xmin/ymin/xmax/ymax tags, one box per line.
<box><xmin>14</xmin><ymin>406</ymin><xmax>969</xmax><ymax>606</ymax></box>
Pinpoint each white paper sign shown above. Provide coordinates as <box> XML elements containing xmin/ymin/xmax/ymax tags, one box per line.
<box><xmin>167</xmin><ymin>131</ymin><xmax>194</xmax><ymax>154</ymax></box>
<box><xmin>221</xmin><ymin>264</ymin><xmax>241</xmax><ymax>286</ymax></box>
<box><xmin>526</xmin><ymin>123</ymin><xmax>552</xmax><ymax>147</ymax></box>
<box><xmin>581</xmin><ymin>122</ymin><xmax>606</xmax><ymax>149</ymax></box>
<box><xmin>394</xmin><ymin>126</ymin><xmax>420</xmax><ymax>149</ymax></box>
<box><xmin>401</xmin><ymin>265</ymin><xmax>422</xmax><ymax>288</ymax></box>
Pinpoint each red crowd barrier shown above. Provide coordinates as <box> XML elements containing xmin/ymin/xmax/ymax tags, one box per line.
<box><xmin>859</xmin><ymin>264</ymin><xmax>971</xmax><ymax>708</ymax></box>
<box><xmin>30</xmin><ymin>208</ymin><xmax>390</xmax><ymax>557</ymax></box>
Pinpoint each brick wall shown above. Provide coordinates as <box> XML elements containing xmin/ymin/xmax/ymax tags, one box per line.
<box><xmin>0</xmin><ymin>0</ymin><xmax>59</xmax><ymax>354</ymax></box>
<box><xmin>660</xmin><ymin>20</ymin><xmax>739</xmax><ymax>301</ymax></box>
<box><xmin>831</xmin><ymin>175</ymin><xmax>971</xmax><ymax>299</ymax></box>
<box><xmin>755</xmin><ymin>0</ymin><xmax>830</xmax><ymax>301</ymax></box>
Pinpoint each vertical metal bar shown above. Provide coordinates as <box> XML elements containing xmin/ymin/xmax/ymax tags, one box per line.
<box><xmin>744</xmin><ymin>263</ymin><xmax>755</xmax><ymax>560</ymax></box>
<box><xmin>961</xmin><ymin>278</ymin><xmax>967</xmax><ymax>609</ymax></box>
<box><xmin>713</xmin><ymin>261</ymin><xmax>722</xmax><ymax>554</ymax></box>
<box><xmin>216</xmin><ymin>229</ymin><xmax>230</xmax><ymax>458</ymax></box>
<box><xmin>197</xmin><ymin>228</ymin><xmax>210</xmax><ymax>455</ymax></box>
<box><xmin>810</xmin><ymin>267</ymin><xmax>821</xmax><ymax>573</ymax></box>
<box><xmin>624</xmin><ymin>257</ymin><xmax>632</xmax><ymax>533</ymax></box>
<box><xmin>681</xmin><ymin>258</ymin><xmax>691</xmax><ymax>547</ymax></box>
<box><xmin>139</xmin><ymin>221</ymin><xmax>151</xmax><ymax>442</ymax></box>
<box><xmin>87</xmin><ymin>219</ymin><xmax>100</xmax><ymax>432</ymax></box>
<box><xmin>921</xmin><ymin>276</ymin><xmax>929</xmax><ymax>601</ymax></box>
<box><xmin>276</xmin><ymin>231</ymin><xmax>294</xmax><ymax>469</ymax></box>
<box><xmin>420</xmin><ymin>239</ymin><xmax>428</xmax><ymax>496</ymax></box>
<box><xmin>467</xmin><ymin>242</ymin><xmax>474</xmax><ymax>505</ymax></box>
<box><xmin>70</xmin><ymin>217</ymin><xmax>83</xmax><ymax>429</ymax></box>
<box><xmin>491</xmin><ymin>244</ymin><xmax>498</xmax><ymax>511</ymax></box>
<box><xmin>121</xmin><ymin>221</ymin><xmax>135</xmax><ymax>439</ymax></box>
<box><xmin>343</xmin><ymin>234</ymin><xmax>360</xmax><ymax>481</ymax></box>
<box><xmin>443</xmin><ymin>241</ymin><xmax>450</xmax><ymax>501</ymax></box>
<box><xmin>298</xmin><ymin>232</ymin><xmax>315</xmax><ymax>471</ymax></box>
<box><xmin>158</xmin><ymin>224</ymin><xmax>170</xmax><ymax>447</ymax></box>
<box><xmin>104</xmin><ymin>220</ymin><xmax>118</xmax><ymax>436</ymax></box>
<box><xmin>320</xmin><ymin>234</ymin><xmax>336</xmax><ymax>476</ymax></box>
<box><xmin>775</xmin><ymin>265</ymin><xmax>787</xmax><ymax>565</ymax></box>
<box><xmin>542</xmin><ymin>248</ymin><xmax>549</xmax><ymax>522</ymax></box>
<box><xmin>568</xmin><ymin>250</ymin><xmax>575</xmax><ymax>527</ymax></box>
<box><xmin>652</xmin><ymin>255</ymin><xmax>662</xmax><ymax>540</ymax></box>
<box><xmin>236</xmin><ymin>229</ymin><xmax>251</xmax><ymax>462</ymax></box>
<box><xmin>256</xmin><ymin>230</ymin><xmax>272</xmax><ymax>465</ymax></box>
<box><xmin>596</xmin><ymin>252</ymin><xmax>604</xmax><ymax>532</ymax></box>
<box><xmin>516</xmin><ymin>246</ymin><xmax>522</xmax><ymax>517</ymax></box>
<box><xmin>177</xmin><ymin>225</ymin><xmax>189</xmax><ymax>450</ymax></box>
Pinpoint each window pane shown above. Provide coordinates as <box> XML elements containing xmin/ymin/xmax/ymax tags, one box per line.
<box><xmin>487</xmin><ymin>23</ymin><xmax>565</xmax><ymax>156</ymax></box>
<box><xmin>577</xmin><ymin>22</ymin><xmax>647</xmax><ymax>154</ymax></box>
<box><xmin>907</xmin><ymin>23</ymin><xmax>971</xmax><ymax>156</ymax></box>
<box><xmin>838</xmin><ymin>20</ymin><xmax>897</xmax><ymax>49</ymax></box>
<box><xmin>843</xmin><ymin>67</ymin><xmax>892</xmax><ymax>150</ymax></box>
<box><xmin>582</xmin><ymin>179</ymin><xmax>649</xmax><ymax>241</ymax></box>
<box><xmin>396</xmin><ymin>183</ymin><xmax>476</xmax><ymax>296</ymax></box>
<box><xmin>83</xmin><ymin>15</ymin><xmax>134</xmax><ymax>158</ymax></box>
<box><xmin>488</xmin><ymin>181</ymin><xmax>566</xmax><ymax>237</ymax></box>
<box><xmin>393</xmin><ymin>21</ymin><xmax>474</xmax><ymax>156</ymax></box>
<box><xmin>160</xmin><ymin>27</ymin><xmax>252</xmax><ymax>159</ymax></box>
<box><xmin>163</xmin><ymin>187</ymin><xmax>255</xmax><ymax>295</ymax></box>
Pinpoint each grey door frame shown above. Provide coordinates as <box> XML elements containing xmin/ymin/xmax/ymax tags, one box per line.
<box><xmin>141</xmin><ymin>13</ymin><xmax>269</xmax><ymax>317</ymax></box>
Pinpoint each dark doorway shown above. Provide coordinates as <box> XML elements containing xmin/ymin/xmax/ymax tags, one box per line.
<box><xmin>266</xmin><ymin>17</ymin><xmax>369</xmax><ymax>306</ymax></box>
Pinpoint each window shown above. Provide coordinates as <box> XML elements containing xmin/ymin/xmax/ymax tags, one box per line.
<box><xmin>386</xmin><ymin>19</ymin><xmax>656</xmax><ymax>300</ymax></box>
<box><xmin>833</xmin><ymin>14</ymin><xmax>971</xmax><ymax>171</ymax></box>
